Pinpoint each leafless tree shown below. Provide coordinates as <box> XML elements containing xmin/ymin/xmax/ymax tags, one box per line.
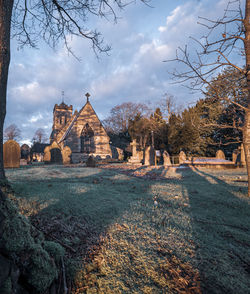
<box><xmin>160</xmin><ymin>93</ymin><xmax>183</xmax><ymax>122</ymax></box>
<box><xmin>166</xmin><ymin>0</ymin><xmax>250</xmax><ymax>196</ymax></box>
<box><xmin>32</xmin><ymin>128</ymin><xmax>47</xmax><ymax>143</ymax></box>
<box><xmin>4</xmin><ymin>123</ymin><xmax>21</xmax><ymax>141</ymax></box>
<box><xmin>0</xmin><ymin>0</ymin><xmax>150</xmax><ymax>180</ymax></box>
<box><xmin>103</xmin><ymin>102</ymin><xmax>150</xmax><ymax>134</ymax></box>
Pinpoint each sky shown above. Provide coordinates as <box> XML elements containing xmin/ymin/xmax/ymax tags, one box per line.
<box><xmin>5</xmin><ymin>0</ymin><xmax>244</xmax><ymax>145</ymax></box>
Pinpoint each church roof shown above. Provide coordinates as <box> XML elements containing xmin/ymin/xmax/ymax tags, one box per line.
<box><xmin>56</xmin><ymin>100</ymin><xmax>107</xmax><ymax>143</ymax></box>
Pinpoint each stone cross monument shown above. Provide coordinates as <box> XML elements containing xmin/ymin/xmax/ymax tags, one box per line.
<box><xmin>128</xmin><ymin>139</ymin><xmax>142</xmax><ymax>165</ymax></box>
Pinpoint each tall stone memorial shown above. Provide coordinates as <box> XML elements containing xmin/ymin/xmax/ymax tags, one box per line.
<box><xmin>3</xmin><ymin>140</ymin><xmax>21</xmax><ymax>168</ymax></box>
<box><xmin>128</xmin><ymin>139</ymin><xmax>142</xmax><ymax>165</ymax></box>
<box><xmin>179</xmin><ymin>151</ymin><xmax>186</xmax><ymax>164</ymax></box>
<box><xmin>144</xmin><ymin>146</ymin><xmax>155</xmax><ymax>166</ymax></box>
<box><xmin>163</xmin><ymin>151</ymin><xmax>171</xmax><ymax>166</ymax></box>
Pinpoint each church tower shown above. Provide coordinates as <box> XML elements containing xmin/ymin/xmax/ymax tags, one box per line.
<box><xmin>50</xmin><ymin>102</ymin><xmax>73</xmax><ymax>142</ymax></box>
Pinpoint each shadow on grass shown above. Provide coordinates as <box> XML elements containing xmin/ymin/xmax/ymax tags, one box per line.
<box><xmin>6</xmin><ymin>164</ymin><xmax>250</xmax><ymax>293</ymax></box>
<box><xmin>175</xmin><ymin>167</ymin><xmax>250</xmax><ymax>294</ymax></box>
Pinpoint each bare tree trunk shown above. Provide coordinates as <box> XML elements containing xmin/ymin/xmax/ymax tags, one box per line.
<box><xmin>244</xmin><ymin>0</ymin><xmax>250</xmax><ymax>196</ymax></box>
<box><xmin>0</xmin><ymin>1</ymin><xmax>14</xmax><ymax>181</ymax></box>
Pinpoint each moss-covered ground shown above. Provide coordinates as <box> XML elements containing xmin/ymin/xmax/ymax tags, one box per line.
<box><xmin>5</xmin><ymin>164</ymin><xmax>250</xmax><ymax>293</ymax></box>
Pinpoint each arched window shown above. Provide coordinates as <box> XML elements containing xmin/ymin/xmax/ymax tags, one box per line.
<box><xmin>80</xmin><ymin>123</ymin><xmax>95</xmax><ymax>153</ymax></box>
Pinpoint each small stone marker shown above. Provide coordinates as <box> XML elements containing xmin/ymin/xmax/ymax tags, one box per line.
<box><xmin>62</xmin><ymin>146</ymin><xmax>72</xmax><ymax>165</ymax></box>
<box><xmin>216</xmin><ymin>149</ymin><xmax>225</xmax><ymax>160</ymax></box>
<box><xmin>179</xmin><ymin>151</ymin><xmax>186</xmax><ymax>164</ymax></box>
<box><xmin>117</xmin><ymin>147</ymin><xmax>124</xmax><ymax>161</ymax></box>
<box><xmin>163</xmin><ymin>151</ymin><xmax>171</xmax><ymax>166</ymax></box>
<box><xmin>86</xmin><ymin>156</ymin><xmax>96</xmax><ymax>167</ymax></box>
<box><xmin>3</xmin><ymin>140</ymin><xmax>21</xmax><ymax>168</ymax></box>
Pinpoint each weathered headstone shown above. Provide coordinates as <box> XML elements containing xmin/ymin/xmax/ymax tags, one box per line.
<box><xmin>86</xmin><ymin>156</ymin><xmax>96</xmax><ymax>167</ymax></box>
<box><xmin>232</xmin><ymin>148</ymin><xmax>240</xmax><ymax>164</ymax></box>
<box><xmin>3</xmin><ymin>140</ymin><xmax>21</xmax><ymax>168</ymax></box>
<box><xmin>128</xmin><ymin>139</ymin><xmax>141</xmax><ymax>164</ymax></box>
<box><xmin>43</xmin><ymin>146</ymin><xmax>51</xmax><ymax>163</ymax></box>
<box><xmin>117</xmin><ymin>147</ymin><xmax>124</xmax><ymax>161</ymax></box>
<box><xmin>216</xmin><ymin>149</ymin><xmax>225</xmax><ymax>160</ymax></box>
<box><xmin>144</xmin><ymin>146</ymin><xmax>155</xmax><ymax>166</ymax></box>
<box><xmin>163</xmin><ymin>151</ymin><xmax>171</xmax><ymax>166</ymax></box>
<box><xmin>110</xmin><ymin>146</ymin><xmax>124</xmax><ymax>160</ymax></box>
<box><xmin>179</xmin><ymin>151</ymin><xmax>186</xmax><ymax>164</ymax></box>
<box><xmin>62</xmin><ymin>146</ymin><xmax>72</xmax><ymax>165</ymax></box>
<box><xmin>20</xmin><ymin>144</ymin><xmax>30</xmax><ymax>160</ymax></box>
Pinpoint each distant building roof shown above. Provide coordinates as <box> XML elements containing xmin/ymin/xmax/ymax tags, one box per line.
<box><xmin>31</xmin><ymin>143</ymin><xmax>50</xmax><ymax>153</ymax></box>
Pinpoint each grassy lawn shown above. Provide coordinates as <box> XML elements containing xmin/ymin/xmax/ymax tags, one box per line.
<box><xmin>5</xmin><ymin>164</ymin><xmax>250</xmax><ymax>294</ymax></box>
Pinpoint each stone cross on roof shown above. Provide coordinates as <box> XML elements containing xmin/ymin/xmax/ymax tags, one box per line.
<box><xmin>85</xmin><ymin>92</ymin><xmax>90</xmax><ymax>102</ymax></box>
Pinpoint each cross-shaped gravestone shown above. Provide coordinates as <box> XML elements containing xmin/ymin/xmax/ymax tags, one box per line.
<box><xmin>85</xmin><ymin>92</ymin><xmax>90</xmax><ymax>102</ymax></box>
<box><xmin>130</xmin><ymin>139</ymin><xmax>138</xmax><ymax>157</ymax></box>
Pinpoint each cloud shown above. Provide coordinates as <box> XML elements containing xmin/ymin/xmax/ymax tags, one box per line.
<box><xmin>5</xmin><ymin>0</ymin><xmax>238</xmax><ymax>144</ymax></box>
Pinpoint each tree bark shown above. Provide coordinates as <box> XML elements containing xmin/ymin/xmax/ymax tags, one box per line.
<box><xmin>244</xmin><ymin>0</ymin><xmax>250</xmax><ymax>196</ymax></box>
<box><xmin>0</xmin><ymin>0</ymin><xmax>14</xmax><ymax>180</ymax></box>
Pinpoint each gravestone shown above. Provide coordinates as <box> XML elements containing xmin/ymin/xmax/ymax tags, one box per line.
<box><xmin>43</xmin><ymin>146</ymin><xmax>51</xmax><ymax>163</ymax></box>
<box><xmin>232</xmin><ymin>148</ymin><xmax>240</xmax><ymax>164</ymax></box>
<box><xmin>216</xmin><ymin>149</ymin><xmax>225</xmax><ymax>160</ymax></box>
<box><xmin>62</xmin><ymin>146</ymin><xmax>72</xmax><ymax>165</ymax></box>
<box><xmin>3</xmin><ymin>140</ymin><xmax>21</xmax><ymax>168</ymax></box>
<box><xmin>20</xmin><ymin>144</ymin><xmax>30</xmax><ymax>160</ymax></box>
<box><xmin>117</xmin><ymin>147</ymin><xmax>124</xmax><ymax>161</ymax></box>
<box><xmin>179</xmin><ymin>151</ymin><xmax>186</xmax><ymax>164</ymax></box>
<box><xmin>163</xmin><ymin>151</ymin><xmax>171</xmax><ymax>166</ymax></box>
<box><xmin>110</xmin><ymin>146</ymin><xmax>124</xmax><ymax>160</ymax></box>
<box><xmin>144</xmin><ymin>146</ymin><xmax>155</xmax><ymax>166</ymax></box>
<box><xmin>128</xmin><ymin>139</ymin><xmax>141</xmax><ymax>164</ymax></box>
<box><xmin>86</xmin><ymin>156</ymin><xmax>96</xmax><ymax>167</ymax></box>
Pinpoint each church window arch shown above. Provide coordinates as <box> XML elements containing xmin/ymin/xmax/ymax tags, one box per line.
<box><xmin>80</xmin><ymin>123</ymin><xmax>95</xmax><ymax>153</ymax></box>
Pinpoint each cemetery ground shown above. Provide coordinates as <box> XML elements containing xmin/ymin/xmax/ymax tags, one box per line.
<box><xmin>4</xmin><ymin>164</ymin><xmax>250</xmax><ymax>293</ymax></box>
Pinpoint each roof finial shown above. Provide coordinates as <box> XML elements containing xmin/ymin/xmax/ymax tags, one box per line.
<box><xmin>85</xmin><ymin>92</ymin><xmax>90</xmax><ymax>103</ymax></box>
<box><xmin>62</xmin><ymin>90</ymin><xmax>65</xmax><ymax>103</ymax></box>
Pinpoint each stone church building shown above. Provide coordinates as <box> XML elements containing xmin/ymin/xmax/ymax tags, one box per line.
<box><xmin>49</xmin><ymin>94</ymin><xmax>112</xmax><ymax>162</ymax></box>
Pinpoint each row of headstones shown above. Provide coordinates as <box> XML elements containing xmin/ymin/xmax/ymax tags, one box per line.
<box><xmin>128</xmin><ymin>140</ymin><xmax>171</xmax><ymax>166</ymax></box>
<box><xmin>128</xmin><ymin>139</ymin><xmax>240</xmax><ymax>166</ymax></box>
<box><xmin>3</xmin><ymin>140</ymin><xmax>73</xmax><ymax>168</ymax></box>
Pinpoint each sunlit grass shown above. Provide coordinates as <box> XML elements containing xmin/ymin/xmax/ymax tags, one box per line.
<box><xmin>5</xmin><ymin>165</ymin><xmax>250</xmax><ymax>293</ymax></box>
